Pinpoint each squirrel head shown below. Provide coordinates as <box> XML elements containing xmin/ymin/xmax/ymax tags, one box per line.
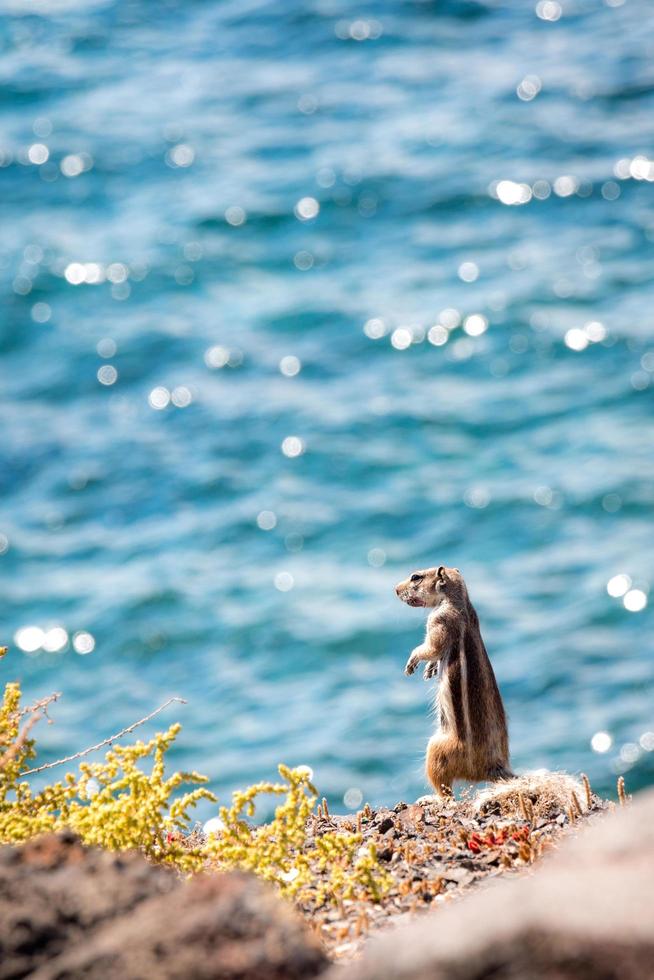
<box><xmin>395</xmin><ymin>565</ymin><xmax>467</xmax><ymax>610</ymax></box>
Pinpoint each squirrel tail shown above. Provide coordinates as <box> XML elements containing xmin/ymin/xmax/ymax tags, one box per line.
<box><xmin>488</xmin><ymin>763</ymin><xmax>515</xmax><ymax>781</ymax></box>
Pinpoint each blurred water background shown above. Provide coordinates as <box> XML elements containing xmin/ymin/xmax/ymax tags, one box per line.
<box><xmin>1</xmin><ymin>0</ymin><xmax>654</xmax><ymax>816</ymax></box>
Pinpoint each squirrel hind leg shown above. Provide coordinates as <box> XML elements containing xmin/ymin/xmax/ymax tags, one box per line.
<box><xmin>426</xmin><ymin>734</ymin><xmax>465</xmax><ymax>797</ymax></box>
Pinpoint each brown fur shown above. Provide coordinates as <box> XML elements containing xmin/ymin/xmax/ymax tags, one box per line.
<box><xmin>395</xmin><ymin>565</ymin><xmax>512</xmax><ymax>796</ymax></box>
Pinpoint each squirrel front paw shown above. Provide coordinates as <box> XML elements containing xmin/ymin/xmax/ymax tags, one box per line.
<box><xmin>423</xmin><ymin>662</ymin><xmax>438</xmax><ymax>681</ymax></box>
<box><xmin>404</xmin><ymin>653</ymin><xmax>420</xmax><ymax>675</ymax></box>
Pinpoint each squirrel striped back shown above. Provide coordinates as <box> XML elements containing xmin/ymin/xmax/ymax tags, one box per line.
<box><xmin>396</xmin><ymin>565</ymin><xmax>512</xmax><ymax>795</ymax></box>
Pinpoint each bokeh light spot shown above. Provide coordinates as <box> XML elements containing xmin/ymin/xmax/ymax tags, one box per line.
<box><xmin>458</xmin><ymin>261</ymin><xmax>479</xmax><ymax>282</ymax></box>
<box><xmin>427</xmin><ymin>324</ymin><xmax>448</xmax><ymax>346</ymax></box>
<box><xmin>61</xmin><ymin>152</ymin><xmax>92</xmax><ymax>177</ymax></box>
<box><xmin>391</xmin><ymin>327</ymin><xmax>412</xmax><ymax>350</ymax></box>
<box><xmin>204</xmin><ymin>346</ymin><xmax>229</xmax><ymax>369</ymax></box>
<box><xmin>602</xmin><ymin>493</ymin><xmax>622</xmax><ymax>513</ymax></box>
<box><xmin>517</xmin><ymin>75</ymin><xmax>542</xmax><ymax>101</ymax></box>
<box><xmin>166</xmin><ymin>144</ymin><xmax>195</xmax><ymax>168</ymax></box>
<box><xmin>591</xmin><ymin>731</ymin><xmax>612</xmax><ymax>753</ymax></box>
<box><xmin>639</xmin><ymin>732</ymin><xmax>654</xmax><ymax>752</ymax></box>
<box><xmin>14</xmin><ymin>626</ymin><xmax>45</xmax><ymax>654</ymax></box>
<box><xmin>536</xmin><ymin>1</ymin><xmax>562</xmax><ymax>21</ymax></box>
<box><xmin>97</xmin><ymin>365</ymin><xmax>118</xmax><ymax>386</ymax></box>
<box><xmin>149</xmin><ymin>386</ymin><xmax>171</xmax><ymax>410</ymax></box>
<box><xmin>294</xmin><ymin>197</ymin><xmax>320</xmax><ymax>220</ymax></box>
<box><xmin>225</xmin><ymin>206</ymin><xmax>246</xmax><ymax>226</ymax></box>
<box><xmin>73</xmin><ymin>631</ymin><xmax>95</xmax><ymax>655</ymax></box>
<box><xmin>367</xmin><ymin>548</ymin><xmax>386</xmax><ymax>567</ymax></box>
<box><xmin>171</xmin><ymin>386</ymin><xmax>192</xmax><ymax>407</ymax></box>
<box><xmin>28</xmin><ymin>143</ymin><xmax>49</xmax><ymax>165</ymax></box>
<box><xmin>343</xmin><ymin>787</ymin><xmax>363</xmax><ymax>809</ymax></box>
<box><xmin>564</xmin><ymin>328</ymin><xmax>588</xmax><ymax>351</ymax></box>
<box><xmin>495</xmin><ymin>180</ymin><xmax>532</xmax><ymax>205</ymax></box>
<box><xmin>43</xmin><ymin>627</ymin><xmax>68</xmax><ymax>653</ymax></box>
<box><xmin>623</xmin><ymin>589</ymin><xmax>647</xmax><ymax>612</ymax></box>
<box><xmin>64</xmin><ymin>263</ymin><xmax>85</xmax><ymax>285</ymax></box>
<box><xmin>31</xmin><ymin>302</ymin><xmax>51</xmax><ymax>324</ymax></box>
<box><xmin>294</xmin><ymin>250</ymin><xmax>314</xmax><ymax>270</ymax></box>
<box><xmin>463</xmin><ymin>314</ymin><xmax>488</xmax><ymax>337</ymax></box>
<box><xmin>440</xmin><ymin>308</ymin><xmax>461</xmax><ymax>329</ymax></box>
<box><xmin>553</xmin><ymin>175</ymin><xmax>578</xmax><ymax>197</ymax></box>
<box><xmin>363</xmin><ymin>318</ymin><xmax>387</xmax><ymax>339</ymax></box>
<box><xmin>274</xmin><ymin>571</ymin><xmax>294</xmax><ymax>591</ymax></box>
<box><xmin>464</xmin><ymin>486</ymin><xmax>490</xmax><ymax>508</ymax></box>
<box><xmin>607</xmin><ymin>574</ymin><xmax>631</xmax><ymax>597</ymax></box>
<box><xmin>97</xmin><ymin>338</ymin><xmax>117</xmax><ymax>358</ymax></box>
<box><xmin>257</xmin><ymin>510</ymin><xmax>277</xmax><ymax>531</ymax></box>
<box><xmin>281</xmin><ymin>436</ymin><xmax>304</xmax><ymax>457</ymax></box>
<box><xmin>203</xmin><ymin>816</ymin><xmax>226</xmax><ymax>836</ymax></box>
<box><xmin>280</xmin><ymin>355</ymin><xmax>301</xmax><ymax>376</ymax></box>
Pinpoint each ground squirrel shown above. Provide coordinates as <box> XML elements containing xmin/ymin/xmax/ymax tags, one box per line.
<box><xmin>395</xmin><ymin>565</ymin><xmax>513</xmax><ymax>796</ymax></box>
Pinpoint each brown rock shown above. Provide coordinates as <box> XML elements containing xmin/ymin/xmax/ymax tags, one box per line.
<box><xmin>0</xmin><ymin>830</ymin><xmax>176</xmax><ymax>979</ymax></box>
<box><xmin>375</xmin><ymin>815</ymin><xmax>395</xmax><ymax>835</ymax></box>
<box><xmin>337</xmin><ymin>790</ymin><xmax>654</xmax><ymax>980</ymax></box>
<box><xmin>0</xmin><ymin>833</ymin><xmax>327</xmax><ymax>980</ymax></box>
<box><xmin>395</xmin><ymin>805</ymin><xmax>425</xmax><ymax>833</ymax></box>
<box><xmin>438</xmin><ymin>866</ymin><xmax>473</xmax><ymax>886</ymax></box>
<box><xmin>33</xmin><ymin>872</ymin><xmax>328</xmax><ymax>980</ymax></box>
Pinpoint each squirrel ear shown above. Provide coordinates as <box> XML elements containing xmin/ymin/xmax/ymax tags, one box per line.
<box><xmin>436</xmin><ymin>565</ymin><xmax>446</xmax><ymax>582</ymax></box>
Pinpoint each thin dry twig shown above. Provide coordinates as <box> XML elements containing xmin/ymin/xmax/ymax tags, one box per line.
<box><xmin>617</xmin><ymin>775</ymin><xmax>627</xmax><ymax>806</ymax></box>
<box><xmin>21</xmin><ymin>696</ymin><xmax>187</xmax><ymax>776</ymax></box>
<box><xmin>518</xmin><ymin>792</ymin><xmax>534</xmax><ymax>823</ymax></box>
<box><xmin>518</xmin><ymin>792</ymin><xmax>528</xmax><ymax>820</ymax></box>
<box><xmin>19</xmin><ymin>691</ymin><xmax>61</xmax><ymax>721</ymax></box>
<box><xmin>1</xmin><ymin>692</ymin><xmax>62</xmax><ymax>772</ymax></box>
<box><xmin>1</xmin><ymin>713</ymin><xmax>41</xmax><ymax>771</ymax></box>
<box><xmin>581</xmin><ymin>773</ymin><xmax>592</xmax><ymax>811</ymax></box>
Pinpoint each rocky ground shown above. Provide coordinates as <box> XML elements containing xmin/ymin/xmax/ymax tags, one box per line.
<box><xmin>4</xmin><ymin>777</ymin><xmax>647</xmax><ymax>980</ymax></box>
<box><xmin>335</xmin><ymin>786</ymin><xmax>654</xmax><ymax>980</ymax></box>
<box><xmin>274</xmin><ymin>774</ymin><xmax>610</xmax><ymax>959</ymax></box>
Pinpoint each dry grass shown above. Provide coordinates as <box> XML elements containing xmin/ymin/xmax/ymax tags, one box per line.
<box><xmin>474</xmin><ymin>771</ymin><xmax>591</xmax><ymax>821</ymax></box>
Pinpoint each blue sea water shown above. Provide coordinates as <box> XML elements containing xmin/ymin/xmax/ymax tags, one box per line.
<box><xmin>1</xmin><ymin>0</ymin><xmax>654</xmax><ymax>817</ymax></box>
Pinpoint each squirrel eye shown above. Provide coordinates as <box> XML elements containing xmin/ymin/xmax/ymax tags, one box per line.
<box><xmin>410</xmin><ymin>573</ymin><xmax>422</xmax><ymax>583</ymax></box>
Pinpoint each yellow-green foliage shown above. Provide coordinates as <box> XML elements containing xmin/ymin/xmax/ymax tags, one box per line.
<box><xmin>0</xmin><ymin>681</ymin><xmax>215</xmax><ymax>856</ymax></box>
<box><xmin>0</xmin><ymin>674</ymin><xmax>390</xmax><ymax>906</ymax></box>
<box><xmin>200</xmin><ymin>764</ymin><xmax>391</xmax><ymax>903</ymax></box>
